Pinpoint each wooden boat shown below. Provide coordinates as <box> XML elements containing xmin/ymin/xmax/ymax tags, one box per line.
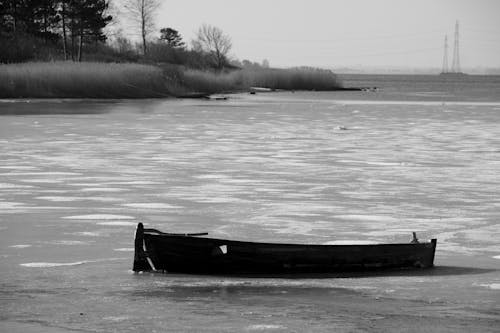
<box><xmin>133</xmin><ymin>223</ymin><xmax>437</xmax><ymax>275</ymax></box>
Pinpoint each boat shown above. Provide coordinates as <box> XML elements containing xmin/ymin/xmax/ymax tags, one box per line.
<box><xmin>132</xmin><ymin>223</ymin><xmax>437</xmax><ymax>275</ymax></box>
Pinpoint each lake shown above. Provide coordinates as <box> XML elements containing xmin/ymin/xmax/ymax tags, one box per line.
<box><xmin>1</xmin><ymin>74</ymin><xmax>499</xmax><ymax>332</ymax></box>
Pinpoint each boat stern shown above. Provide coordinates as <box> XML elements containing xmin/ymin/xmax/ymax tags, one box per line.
<box><xmin>428</xmin><ymin>238</ymin><xmax>437</xmax><ymax>267</ymax></box>
<box><xmin>133</xmin><ymin>223</ymin><xmax>153</xmax><ymax>272</ymax></box>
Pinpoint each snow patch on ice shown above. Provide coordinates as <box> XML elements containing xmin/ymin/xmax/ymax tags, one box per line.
<box><xmin>0</xmin><ymin>183</ymin><xmax>34</xmax><ymax>189</ymax></box>
<box><xmin>247</xmin><ymin>324</ymin><xmax>286</xmax><ymax>331</ymax></box>
<box><xmin>36</xmin><ymin>196</ymin><xmax>83</xmax><ymax>202</ymax></box>
<box><xmin>0</xmin><ymin>202</ymin><xmax>26</xmax><ymax>209</ymax></box>
<box><xmin>20</xmin><ymin>257</ymin><xmax>127</xmax><ymax>268</ymax></box>
<box><xmin>114</xmin><ymin>248</ymin><xmax>134</xmax><ymax>252</ymax></box>
<box><xmin>80</xmin><ymin>187</ymin><xmax>128</xmax><ymax>192</ymax></box>
<box><xmin>21</xmin><ymin>261</ymin><xmax>88</xmax><ymax>268</ymax></box>
<box><xmin>20</xmin><ymin>179</ymin><xmax>63</xmax><ymax>184</ymax></box>
<box><xmin>121</xmin><ymin>203</ymin><xmax>183</xmax><ymax>209</ymax></box>
<box><xmin>62</xmin><ymin>214</ymin><xmax>135</xmax><ymax>220</ymax></box>
<box><xmin>48</xmin><ymin>240</ymin><xmax>91</xmax><ymax>245</ymax></box>
<box><xmin>195</xmin><ymin>174</ymin><xmax>229</xmax><ymax>180</ymax></box>
<box><xmin>333</xmin><ymin>215</ymin><xmax>398</xmax><ymax>222</ymax></box>
<box><xmin>97</xmin><ymin>221</ymin><xmax>137</xmax><ymax>226</ymax></box>
<box><xmin>0</xmin><ymin>166</ymin><xmax>38</xmax><ymax>170</ymax></box>
<box><xmin>112</xmin><ymin>181</ymin><xmax>161</xmax><ymax>185</ymax></box>
<box><xmin>0</xmin><ymin>172</ymin><xmax>80</xmax><ymax>176</ymax></box>
<box><xmin>479</xmin><ymin>283</ymin><xmax>500</xmax><ymax>290</ymax></box>
<box><xmin>70</xmin><ymin>231</ymin><xmax>102</xmax><ymax>237</ymax></box>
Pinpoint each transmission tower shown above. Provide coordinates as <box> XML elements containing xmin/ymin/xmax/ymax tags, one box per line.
<box><xmin>451</xmin><ymin>21</ymin><xmax>461</xmax><ymax>73</ymax></box>
<box><xmin>441</xmin><ymin>35</ymin><xmax>448</xmax><ymax>73</ymax></box>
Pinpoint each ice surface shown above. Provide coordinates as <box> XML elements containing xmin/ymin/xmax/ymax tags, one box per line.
<box><xmin>62</xmin><ymin>214</ymin><xmax>135</xmax><ymax>220</ymax></box>
<box><xmin>2</xmin><ymin>83</ymin><xmax>500</xmax><ymax>332</ymax></box>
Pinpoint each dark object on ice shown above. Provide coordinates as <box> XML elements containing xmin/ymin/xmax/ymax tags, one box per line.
<box><xmin>132</xmin><ymin>223</ymin><xmax>436</xmax><ymax>275</ymax></box>
<box><xmin>176</xmin><ymin>93</ymin><xmax>228</xmax><ymax>100</ymax></box>
<box><xmin>210</xmin><ymin>95</ymin><xmax>228</xmax><ymax>100</ymax></box>
<box><xmin>336</xmin><ymin>87</ymin><xmax>377</xmax><ymax>91</ymax></box>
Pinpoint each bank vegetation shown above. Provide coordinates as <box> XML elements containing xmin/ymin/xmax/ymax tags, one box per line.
<box><xmin>0</xmin><ymin>1</ymin><xmax>342</xmax><ymax>98</ymax></box>
<box><xmin>0</xmin><ymin>62</ymin><xmax>341</xmax><ymax>98</ymax></box>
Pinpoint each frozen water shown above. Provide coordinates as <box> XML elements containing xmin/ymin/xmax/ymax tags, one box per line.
<box><xmin>62</xmin><ymin>214</ymin><xmax>135</xmax><ymax>220</ymax></box>
<box><xmin>1</xmin><ymin>76</ymin><xmax>500</xmax><ymax>332</ymax></box>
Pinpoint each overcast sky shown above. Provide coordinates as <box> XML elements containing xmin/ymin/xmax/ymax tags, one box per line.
<box><xmin>144</xmin><ymin>0</ymin><xmax>500</xmax><ymax>69</ymax></box>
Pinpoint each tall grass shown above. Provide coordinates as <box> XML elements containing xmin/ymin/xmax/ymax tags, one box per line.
<box><xmin>181</xmin><ymin>67</ymin><xmax>341</xmax><ymax>94</ymax></box>
<box><xmin>0</xmin><ymin>62</ymin><xmax>168</xmax><ymax>98</ymax></box>
<box><xmin>181</xmin><ymin>69</ymin><xmax>246</xmax><ymax>94</ymax></box>
<box><xmin>245</xmin><ymin>67</ymin><xmax>341</xmax><ymax>91</ymax></box>
<box><xmin>0</xmin><ymin>62</ymin><xmax>342</xmax><ymax>98</ymax></box>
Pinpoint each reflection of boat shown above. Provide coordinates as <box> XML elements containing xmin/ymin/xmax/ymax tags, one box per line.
<box><xmin>132</xmin><ymin>223</ymin><xmax>437</xmax><ymax>275</ymax></box>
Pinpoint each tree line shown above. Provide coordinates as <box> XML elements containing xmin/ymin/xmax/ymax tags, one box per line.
<box><xmin>0</xmin><ymin>0</ymin><xmax>264</xmax><ymax>71</ymax></box>
<box><xmin>1</xmin><ymin>0</ymin><xmax>112</xmax><ymax>61</ymax></box>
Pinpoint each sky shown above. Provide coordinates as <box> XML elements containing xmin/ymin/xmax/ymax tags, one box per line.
<box><xmin>124</xmin><ymin>0</ymin><xmax>500</xmax><ymax>70</ymax></box>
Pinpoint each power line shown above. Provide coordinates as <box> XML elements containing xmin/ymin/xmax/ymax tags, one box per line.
<box><xmin>442</xmin><ymin>35</ymin><xmax>449</xmax><ymax>73</ymax></box>
<box><xmin>451</xmin><ymin>21</ymin><xmax>461</xmax><ymax>73</ymax></box>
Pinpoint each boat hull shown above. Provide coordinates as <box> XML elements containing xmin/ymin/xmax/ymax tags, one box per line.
<box><xmin>133</xmin><ymin>224</ymin><xmax>437</xmax><ymax>275</ymax></box>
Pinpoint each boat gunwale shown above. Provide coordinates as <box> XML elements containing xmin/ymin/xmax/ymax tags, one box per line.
<box><xmin>144</xmin><ymin>231</ymin><xmax>437</xmax><ymax>249</ymax></box>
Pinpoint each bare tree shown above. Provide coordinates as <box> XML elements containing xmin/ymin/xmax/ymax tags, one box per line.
<box><xmin>193</xmin><ymin>24</ymin><xmax>232</xmax><ymax>70</ymax></box>
<box><xmin>122</xmin><ymin>0</ymin><xmax>160</xmax><ymax>55</ymax></box>
<box><xmin>59</xmin><ymin>0</ymin><xmax>69</xmax><ymax>60</ymax></box>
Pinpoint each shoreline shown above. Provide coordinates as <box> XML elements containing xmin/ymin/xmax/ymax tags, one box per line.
<box><xmin>0</xmin><ymin>88</ymin><xmax>367</xmax><ymax>101</ymax></box>
<box><xmin>0</xmin><ymin>62</ymin><xmax>343</xmax><ymax>99</ymax></box>
<box><xmin>2</xmin><ymin>92</ymin><xmax>499</xmax><ymax>106</ymax></box>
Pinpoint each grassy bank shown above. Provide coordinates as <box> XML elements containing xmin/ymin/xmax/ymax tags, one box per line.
<box><xmin>0</xmin><ymin>62</ymin><xmax>168</xmax><ymax>98</ymax></box>
<box><xmin>182</xmin><ymin>67</ymin><xmax>342</xmax><ymax>94</ymax></box>
<box><xmin>0</xmin><ymin>62</ymin><xmax>342</xmax><ymax>98</ymax></box>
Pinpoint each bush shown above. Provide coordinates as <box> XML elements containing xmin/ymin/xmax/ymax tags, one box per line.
<box><xmin>0</xmin><ymin>34</ymin><xmax>62</xmax><ymax>63</ymax></box>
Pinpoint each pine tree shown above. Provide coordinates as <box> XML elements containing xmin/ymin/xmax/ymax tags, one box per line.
<box><xmin>66</xmin><ymin>0</ymin><xmax>112</xmax><ymax>61</ymax></box>
<box><xmin>159</xmin><ymin>27</ymin><xmax>185</xmax><ymax>49</ymax></box>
